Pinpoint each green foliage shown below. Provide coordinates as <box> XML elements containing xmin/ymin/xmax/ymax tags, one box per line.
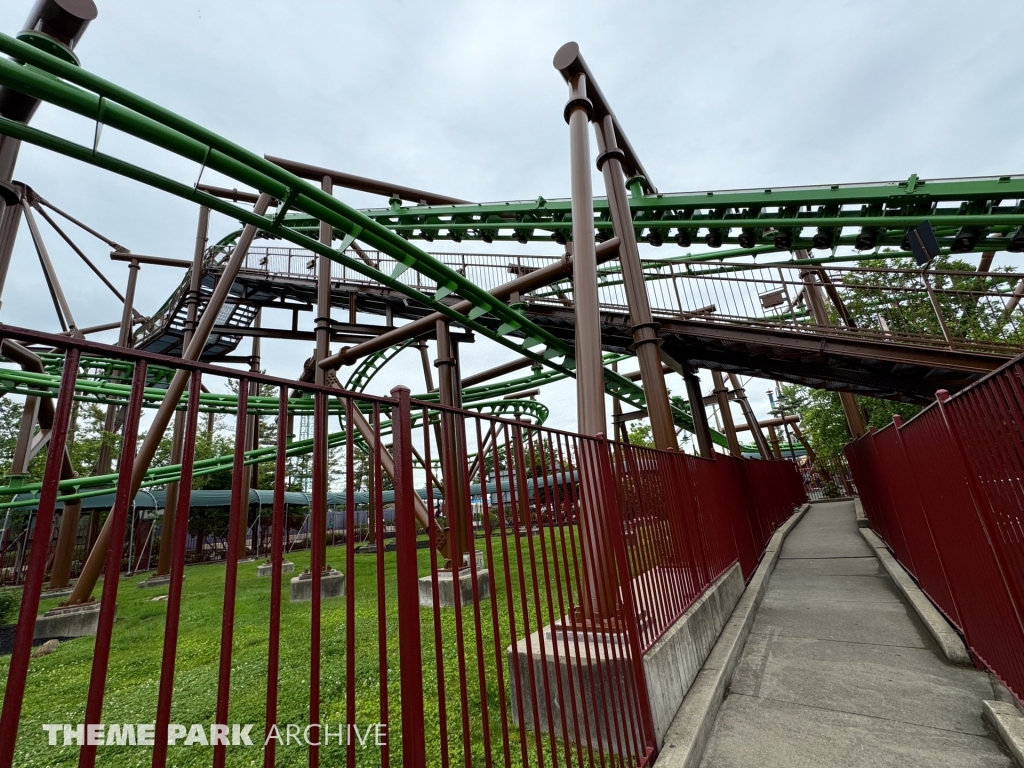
<box><xmin>0</xmin><ymin>588</ymin><xmax>18</xmax><ymax>626</ymax></box>
<box><xmin>779</xmin><ymin>385</ymin><xmax>921</xmax><ymax>459</ymax></box>
<box><xmin>841</xmin><ymin>254</ymin><xmax>1024</xmax><ymax>345</ymax></box>
<box><xmin>0</xmin><ymin>533</ymin><xmax>581</xmax><ymax>767</ymax></box>
<box><xmin>626</xmin><ymin>421</ymin><xmax>654</xmax><ymax>448</ymax></box>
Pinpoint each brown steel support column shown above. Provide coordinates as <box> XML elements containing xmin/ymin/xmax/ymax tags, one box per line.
<box><xmin>236</xmin><ymin>311</ymin><xmax>262</xmax><ymax>557</ymax></box>
<box><xmin>0</xmin><ymin>186</ymin><xmax>24</xmax><ymax>310</ymax></box>
<box><xmin>684</xmin><ymin>367</ymin><xmax>714</xmax><ymax>458</ymax></box>
<box><xmin>728</xmin><ymin>374</ymin><xmax>770</xmax><ymax>459</ymax></box>
<box><xmin>794</xmin><ymin>249</ymin><xmax>865</xmax><ymax>439</ymax></box>
<box><xmin>790</xmin><ymin>422</ymin><xmax>817</xmax><ymax>464</ymax></box>
<box><xmin>1</xmin><ymin>340</ymin><xmax>82</xmax><ymax>590</ymax></box>
<box><xmin>0</xmin><ymin>0</ymin><xmax>96</xmax><ymax>308</ymax></box>
<box><xmin>22</xmin><ymin>199</ymin><xmax>78</xmax><ymax>334</ymax></box>
<box><xmin>155</xmin><ymin>208</ymin><xmax>206</xmax><ymax>576</ymax></box>
<box><xmin>68</xmin><ymin>194</ymin><xmax>272</xmax><ymax>605</ymax></box>
<box><xmin>435</xmin><ymin>319</ymin><xmax>468</xmax><ymax>567</ymax></box>
<box><xmin>711</xmin><ymin>369</ymin><xmax>741</xmax><ymax>457</ymax></box>
<box><xmin>565</xmin><ymin>73</ymin><xmax>606</xmax><ymax>438</ymax></box>
<box><xmin>611</xmin><ymin>361</ymin><xmax>629</xmax><ymax>443</ymax></box>
<box><xmin>311</xmin><ymin>177</ymin><xmax>333</xmax><ymax>571</ymax></box>
<box><xmin>768</xmin><ymin>426</ymin><xmax>783</xmax><ymax>459</ymax></box>
<box><xmin>559</xmin><ymin>56</ymin><xmax>616</xmax><ymax>622</ymax></box>
<box><xmin>595</xmin><ymin>115</ymin><xmax>677</xmax><ymax>451</ymax></box>
<box><xmin>417</xmin><ymin>340</ymin><xmax>435</xmax><ymax>391</ymax></box>
<box><xmin>839</xmin><ymin>392</ymin><xmax>866</xmax><ymax>438</ymax></box>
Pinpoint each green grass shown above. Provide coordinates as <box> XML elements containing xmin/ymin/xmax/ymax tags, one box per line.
<box><xmin>0</xmin><ymin>528</ymin><xmax>624</xmax><ymax>768</ymax></box>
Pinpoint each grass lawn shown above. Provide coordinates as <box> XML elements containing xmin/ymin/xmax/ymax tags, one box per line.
<box><xmin>0</xmin><ymin>528</ymin><xmax>612</xmax><ymax>768</ymax></box>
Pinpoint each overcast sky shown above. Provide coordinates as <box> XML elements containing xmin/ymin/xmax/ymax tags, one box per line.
<box><xmin>0</xmin><ymin>0</ymin><xmax>1022</xmax><ymax>441</ymax></box>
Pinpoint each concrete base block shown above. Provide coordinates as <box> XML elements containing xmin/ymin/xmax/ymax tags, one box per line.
<box><xmin>360</xmin><ymin>542</ymin><xmax>396</xmax><ymax>554</ymax></box>
<box><xmin>643</xmin><ymin>562</ymin><xmax>745</xmax><ymax>746</ymax></box>
<box><xmin>136</xmin><ymin>574</ymin><xmax>175</xmax><ymax>589</ymax></box>
<box><xmin>462</xmin><ymin>550</ymin><xmax>485</xmax><ymax>570</ymax></box>
<box><xmin>40</xmin><ymin>586</ymin><xmax>75</xmax><ymax>600</ymax></box>
<box><xmin>503</xmin><ymin>562</ymin><xmax>746</xmax><ymax>755</ymax></box>
<box><xmin>289</xmin><ymin>569</ymin><xmax>344</xmax><ymax>602</ymax></box>
<box><xmin>509</xmin><ymin>618</ymin><xmax>639</xmax><ymax>754</ymax></box>
<box><xmin>33</xmin><ymin>602</ymin><xmax>106</xmax><ymax>640</ymax></box>
<box><xmin>256</xmin><ymin>561</ymin><xmax>294</xmax><ymax>578</ymax></box>
<box><xmin>419</xmin><ymin>568</ymin><xmax>490</xmax><ymax>608</ymax></box>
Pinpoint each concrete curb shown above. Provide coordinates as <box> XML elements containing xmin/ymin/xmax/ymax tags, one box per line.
<box><xmin>983</xmin><ymin>700</ymin><xmax>1024</xmax><ymax>767</ymax></box>
<box><xmin>858</xmin><ymin>527</ymin><xmax>973</xmax><ymax>667</ymax></box>
<box><xmin>653</xmin><ymin>502</ymin><xmax>811</xmax><ymax>768</ymax></box>
<box><xmin>854</xmin><ymin>497</ymin><xmax>869</xmax><ymax>528</ymax></box>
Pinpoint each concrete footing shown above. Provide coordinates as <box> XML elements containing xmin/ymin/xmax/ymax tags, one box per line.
<box><xmin>33</xmin><ymin>602</ymin><xmax>106</xmax><ymax>640</ymax></box>
<box><xmin>136</xmin><ymin>574</ymin><xmax>175</xmax><ymax>589</ymax></box>
<box><xmin>504</xmin><ymin>561</ymin><xmax>746</xmax><ymax>754</ymax></box>
<box><xmin>256</xmin><ymin>561</ymin><xmax>294</xmax><ymax>578</ymax></box>
<box><xmin>510</xmin><ymin>622</ymin><xmax>638</xmax><ymax>754</ymax></box>
<box><xmin>40</xmin><ymin>585</ymin><xmax>75</xmax><ymax>600</ymax></box>
<box><xmin>644</xmin><ymin>562</ymin><xmax>745</xmax><ymax>746</ymax></box>
<box><xmin>418</xmin><ymin>568</ymin><xmax>490</xmax><ymax>608</ymax></box>
<box><xmin>360</xmin><ymin>542</ymin><xmax>396</xmax><ymax>554</ymax></box>
<box><xmin>289</xmin><ymin>569</ymin><xmax>344</xmax><ymax>602</ymax></box>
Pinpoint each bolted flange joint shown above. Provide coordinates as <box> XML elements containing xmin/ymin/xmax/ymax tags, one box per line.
<box><xmin>595</xmin><ymin>147</ymin><xmax>625</xmax><ymax>172</ymax></box>
<box><xmin>563</xmin><ymin>96</ymin><xmax>594</xmax><ymax>124</ymax></box>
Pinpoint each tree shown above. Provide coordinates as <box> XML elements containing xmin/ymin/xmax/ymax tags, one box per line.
<box><xmin>626</xmin><ymin>421</ymin><xmax>654</xmax><ymax>448</ymax></box>
<box><xmin>779</xmin><ymin>385</ymin><xmax>921</xmax><ymax>459</ymax></box>
<box><xmin>839</xmin><ymin>253</ymin><xmax>1023</xmax><ymax>345</ymax></box>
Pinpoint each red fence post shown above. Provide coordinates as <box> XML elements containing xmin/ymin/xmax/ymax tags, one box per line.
<box><xmin>148</xmin><ymin>370</ymin><xmax>201</xmax><ymax>767</ymax></box>
<box><xmin>935</xmin><ymin>390</ymin><xmax>1024</xmax><ymax>642</ymax></box>
<box><xmin>0</xmin><ymin>348</ymin><xmax>80</xmax><ymax>768</ymax></box>
<box><xmin>390</xmin><ymin>386</ymin><xmax>427</xmax><ymax>768</ymax></box>
<box><xmin>596</xmin><ymin>433</ymin><xmax>657</xmax><ymax>763</ymax></box>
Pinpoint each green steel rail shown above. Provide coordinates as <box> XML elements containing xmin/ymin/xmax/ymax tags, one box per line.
<box><xmin>343</xmin><ymin>340</ymin><xmax>414</xmax><ymax>393</ymax></box>
<box><xmin>248</xmin><ymin>176</ymin><xmax>1024</xmax><ymax>253</ymax></box>
<box><xmin>0</xmin><ymin>32</ymin><xmax>709</xmax><ymax>445</ymax></box>
<box><xmin>0</xmin><ymin>392</ymin><xmax>547</xmax><ymax>510</ymax></box>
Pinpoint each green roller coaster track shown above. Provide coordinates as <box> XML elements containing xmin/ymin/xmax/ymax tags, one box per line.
<box><xmin>0</xmin><ymin>32</ymin><xmax>725</xmax><ymax>448</ymax></box>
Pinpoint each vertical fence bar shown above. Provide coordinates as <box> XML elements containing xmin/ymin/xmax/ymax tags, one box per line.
<box><xmin>0</xmin><ymin>347</ymin><xmax>80</xmax><ymax>767</ymax></box>
<box><xmin>390</xmin><ymin>386</ymin><xmax>427</xmax><ymax>768</ymax></box>
<box><xmin>309</xmin><ymin>390</ymin><xmax>326</xmax><ymax>768</ymax></box>
<box><xmin>79</xmin><ymin>360</ymin><xmax>147</xmax><ymax>768</ymax></box>
<box><xmin>152</xmin><ymin>370</ymin><xmax>202</xmax><ymax>768</ymax></box>
<box><xmin>264</xmin><ymin>385</ymin><xmax>289</xmax><ymax>768</ymax></box>
<box><xmin>371</xmin><ymin>403</ymin><xmax>390</xmax><ymax>768</ymax></box>
<box><xmin>344</xmin><ymin>397</ymin><xmax>357</xmax><ymax>768</ymax></box>
<box><xmin>212</xmin><ymin>379</ymin><xmax>248</xmax><ymax>768</ymax></box>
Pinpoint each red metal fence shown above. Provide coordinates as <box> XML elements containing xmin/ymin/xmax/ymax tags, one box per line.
<box><xmin>0</xmin><ymin>326</ymin><xmax>803</xmax><ymax>767</ymax></box>
<box><xmin>846</xmin><ymin>358</ymin><xmax>1024</xmax><ymax>706</ymax></box>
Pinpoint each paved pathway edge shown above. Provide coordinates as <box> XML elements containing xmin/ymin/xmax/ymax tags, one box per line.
<box><xmin>858</xmin><ymin>526</ymin><xmax>973</xmax><ymax>666</ymax></box>
<box><xmin>653</xmin><ymin>502</ymin><xmax>811</xmax><ymax>768</ymax></box>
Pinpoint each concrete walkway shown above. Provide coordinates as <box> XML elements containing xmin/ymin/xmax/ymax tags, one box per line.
<box><xmin>698</xmin><ymin>500</ymin><xmax>1014</xmax><ymax>767</ymax></box>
